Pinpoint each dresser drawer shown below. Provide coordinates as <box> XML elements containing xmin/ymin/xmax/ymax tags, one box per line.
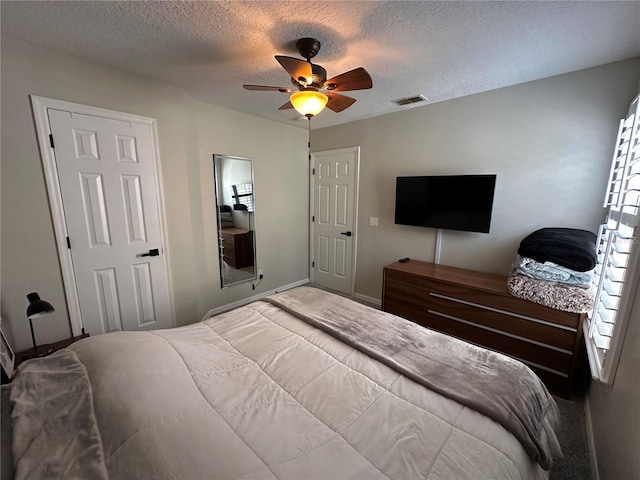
<box><xmin>385</xmin><ymin>267</ymin><xmax>581</xmax><ymax>329</ymax></box>
<box><xmin>427</xmin><ymin>292</ymin><xmax>577</xmax><ymax>351</ymax></box>
<box><xmin>422</xmin><ymin>311</ymin><xmax>573</xmax><ymax>374</ymax></box>
<box><xmin>383</xmin><ymin>280</ymin><xmax>429</xmax><ymax>311</ymax></box>
<box><xmin>427</xmin><ymin>280</ymin><xmax>581</xmax><ymax>329</ymax></box>
<box><xmin>384</xmin><ymin>269</ymin><xmax>436</xmax><ymax>293</ymax></box>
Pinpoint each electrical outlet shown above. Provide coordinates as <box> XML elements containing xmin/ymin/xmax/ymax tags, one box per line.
<box><xmin>369</xmin><ymin>216</ymin><xmax>379</xmax><ymax>227</ymax></box>
<box><xmin>258</xmin><ymin>269</ymin><xmax>264</xmax><ymax>277</ymax></box>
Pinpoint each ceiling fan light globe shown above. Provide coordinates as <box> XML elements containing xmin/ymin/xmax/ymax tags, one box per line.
<box><xmin>290</xmin><ymin>91</ymin><xmax>328</xmax><ymax>117</ymax></box>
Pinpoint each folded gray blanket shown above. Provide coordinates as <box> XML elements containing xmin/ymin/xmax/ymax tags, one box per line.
<box><xmin>264</xmin><ymin>287</ymin><xmax>562</xmax><ymax>470</ymax></box>
<box><xmin>516</xmin><ymin>255</ymin><xmax>593</xmax><ymax>288</ymax></box>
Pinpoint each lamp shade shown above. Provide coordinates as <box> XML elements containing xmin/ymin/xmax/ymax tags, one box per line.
<box><xmin>290</xmin><ymin>90</ymin><xmax>328</xmax><ymax>117</ymax></box>
<box><xmin>26</xmin><ymin>292</ymin><xmax>55</xmax><ymax>319</ymax></box>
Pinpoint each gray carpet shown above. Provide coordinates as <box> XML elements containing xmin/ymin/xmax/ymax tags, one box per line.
<box><xmin>550</xmin><ymin>392</ymin><xmax>592</xmax><ymax>479</ymax></box>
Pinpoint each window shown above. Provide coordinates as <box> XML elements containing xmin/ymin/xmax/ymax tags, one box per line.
<box><xmin>231</xmin><ymin>183</ymin><xmax>254</xmax><ymax>212</ymax></box>
<box><xmin>585</xmin><ymin>93</ymin><xmax>640</xmax><ymax>384</ymax></box>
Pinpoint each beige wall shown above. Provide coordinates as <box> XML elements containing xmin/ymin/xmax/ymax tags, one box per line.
<box><xmin>312</xmin><ymin>58</ymin><xmax>640</xmax><ymax>300</ymax></box>
<box><xmin>312</xmin><ymin>58</ymin><xmax>640</xmax><ymax>479</ymax></box>
<box><xmin>587</xmin><ymin>276</ymin><xmax>640</xmax><ymax>479</ymax></box>
<box><xmin>586</xmin><ymin>83</ymin><xmax>640</xmax><ymax>479</ymax></box>
<box><xmin>1</xmin><ymin>36</ymin><xmax>309</xmax><ymax>352</ymax></box>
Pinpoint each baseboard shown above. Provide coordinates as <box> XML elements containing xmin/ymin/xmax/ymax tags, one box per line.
<box><xmin>583</xmin><ymin>394</ymin><xmax>600</xmax><ymax>480</ymax></box>
<box><xmin>201</xmin><ymin>278</ymin><xmax>310</xmax><ymax>321</ymax></box>
<box><xmin>353</xmin><ymin>292</ymin><xmax>381</xmax><ymax>308</ymax></box>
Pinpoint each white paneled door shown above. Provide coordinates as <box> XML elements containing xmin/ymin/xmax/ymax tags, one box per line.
<box><xmin>311</xmin><ymin>147</ymin><xmax>359</xmax><ymax>294</ymax></box>
<box><xmin>47</xmin><ymin>108</ymin><xmax>172</xmax><ymax>335</ymax></box>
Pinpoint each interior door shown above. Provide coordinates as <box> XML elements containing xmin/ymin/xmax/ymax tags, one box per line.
<box><xmin>311</xmin><ymin>147</ymin><xmax>359</xmax><ymax>294</ymax></box>
<box><xmin>48</xmin><ymin>109</ymin><xmax>173</xmax><ymax>335</ymax></box>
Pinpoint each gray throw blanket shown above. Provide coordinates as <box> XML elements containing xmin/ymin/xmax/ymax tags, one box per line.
<box><xmin>264</xmin><ymin>287</ymin><xmax>562</xmax><ymax>470</ymax></box>
<box><xmin>10</xmin><ymin>351</ymin><xmax>108</xmax><ymax>480</ymax></box>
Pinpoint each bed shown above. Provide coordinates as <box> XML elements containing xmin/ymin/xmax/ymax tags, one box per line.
<box><xmin>7</xmin><ymin>286</ymin><xmax>561</xmax><ymax>479</ymax></box>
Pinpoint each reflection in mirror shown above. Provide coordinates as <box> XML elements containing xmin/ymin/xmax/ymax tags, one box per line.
<box><xmin>213</xmin><ymin>154</ymin><xmax>257</xmax><ymax>288</ymax></box>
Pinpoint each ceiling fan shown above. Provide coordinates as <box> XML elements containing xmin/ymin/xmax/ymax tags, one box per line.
<box><xmin>243</xmin><ymin>37</ymin><xmax>373</xmax><ymax>118</ymax></box>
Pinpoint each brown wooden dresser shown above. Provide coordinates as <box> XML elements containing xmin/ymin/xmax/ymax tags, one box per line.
<box><xmin>382</xmin><ymin>260</ymin><xmax>585</xmax><ymax>397</ymax></box>
<box><xmin>221</xmin><ymin>228</ymin><xmax>254</xmax><ymax>269</ymax></box>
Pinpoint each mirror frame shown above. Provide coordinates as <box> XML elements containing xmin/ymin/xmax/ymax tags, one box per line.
<box><xmin>213</xmin><ymin>154</ymin><xmax>257</xmax><ymax>288</ymax></box>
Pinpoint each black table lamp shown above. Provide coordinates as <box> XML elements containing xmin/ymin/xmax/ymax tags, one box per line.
<box><xmin>26</xmin><ymin>292</ymin><xmax>55</xmax><ymax>349</ymax></box>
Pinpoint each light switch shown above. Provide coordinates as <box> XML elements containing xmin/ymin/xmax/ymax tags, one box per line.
<box><xmin>369</xmin><ymin>216</ymin><xmax>378</xmax><ymax>227</ymax></box>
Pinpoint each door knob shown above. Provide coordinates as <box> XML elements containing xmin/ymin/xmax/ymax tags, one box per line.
<box><xmin>139</xmin><ymin>248</ymin><xmax>160</xmax><ymax>257</ymax></box>
<box><xmin>340</xmin><ymin>231</ymin><xmax>352</xmax><ymax>236</ymax></box>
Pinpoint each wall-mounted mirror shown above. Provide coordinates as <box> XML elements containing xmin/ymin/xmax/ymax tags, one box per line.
<box><xmin>213</xmin><ymin>154</ymin><xmax>257</xmax><ymax>288</ymax></box>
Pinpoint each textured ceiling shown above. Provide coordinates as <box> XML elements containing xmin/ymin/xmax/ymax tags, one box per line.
<box><xmin>2</xmin><ymin>1</ymin><xmax>639</xmax><ymax>130</ymax></box>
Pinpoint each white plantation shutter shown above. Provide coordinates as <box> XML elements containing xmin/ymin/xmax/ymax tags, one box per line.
<box><xmin>586</xmin><ymin>93</ymin><xmax>640</xmax><ymax>384</ymax></box>
<box><xmin>231</xmin><ymin>183</ymin><xmax>254</xmax><ymax>212</ymax></box>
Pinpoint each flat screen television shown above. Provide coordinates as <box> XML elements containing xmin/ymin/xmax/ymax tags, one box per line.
<box><xmin>394</xmin><ymin>174</ymin><xmax>497</xmax><ymax>233</ymax></box>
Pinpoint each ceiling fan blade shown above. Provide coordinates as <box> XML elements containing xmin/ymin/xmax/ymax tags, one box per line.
<box><xmin>275</xmin><ymin>56</ymin><xmax>312</xmax><ymax>84</ymax></box>
<box><xmin>326</xmin><ymin>93</ymin><xmax>356</xmax><ymax>113</ymax></box>
<box><xmin>278</xmin><ymin>101</ymin><xmax>294</xmax><ymax>110</ymax></box>
<box><xmin>243</xmin><ymin>84</ymin><xmax>292</xmax><ymax>93</ymax></box>
<box><xmin>324</xmin><ymin>67</ymin><xmax>373</xmax><ymax>92</ymax></box>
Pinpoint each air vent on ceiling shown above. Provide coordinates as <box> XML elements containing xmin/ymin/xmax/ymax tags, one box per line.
<box><xmin>393</xmin><ymin>94</ymin><xmax>428</xmax><ymax>106</ymax></box>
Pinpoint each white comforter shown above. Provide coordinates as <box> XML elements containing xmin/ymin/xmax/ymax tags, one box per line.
<box><xmin>11</xmin><ymin>289</ymin><xmax>553</xmax><ymax>479</ymax></box>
